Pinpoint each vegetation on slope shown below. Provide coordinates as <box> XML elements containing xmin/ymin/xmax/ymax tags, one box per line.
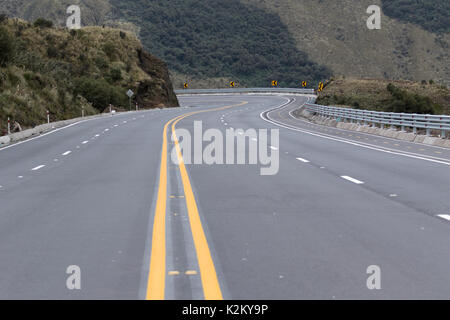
<box><xmin>109</xmin><ymin>0</ymin><xmax>331</xmax><ymax>88</ymax></box>
<box><xmin>381</xmin><ymin>0</ymin><xmax>450</xmax><ymax>34</ymax></box>
<box><xmin>0</xmin><ymin>17</ymin><xmax>178</xmax><ymax>134</ymax></box>
<box><xmin>0</xmin><ymin>1</ymin><xmax>448</xmax><ymax>87</ymax></box>
<box><xmin>316</xmin><ymin>78</ymin><xmax>450</xmax><ymax>115</ymax></box>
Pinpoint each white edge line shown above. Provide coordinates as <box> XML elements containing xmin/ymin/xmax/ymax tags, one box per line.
<box><xmin>260</xmin><ymin>102</ymin><xmax>450</xmax><ymax>167</ymax></box>
<box><xmin>0</xmin><ymin>111</ymin><xmax>150</xmax><ymax>152</ymax></box>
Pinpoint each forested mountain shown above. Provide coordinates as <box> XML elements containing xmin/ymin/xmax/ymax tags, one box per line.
<box><xmin>0</xmin><ymin>0</ymin><xmax>448</xmax><ymax>88</ymax></box>
<box><xmin>381</xmin><ymin>0</ymin><xmax>449</xmax><ymax>33</ymax></box>
<box><xmin>109</xmin><ymin>0</ymin><xmax>331</xmax><ymax>87</ymax></box>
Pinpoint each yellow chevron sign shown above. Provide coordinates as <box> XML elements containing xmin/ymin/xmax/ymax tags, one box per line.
<box><xmin>318</xmin><ymin>82</ymin><xmax>324</xmax><ymax>92</ymax></box>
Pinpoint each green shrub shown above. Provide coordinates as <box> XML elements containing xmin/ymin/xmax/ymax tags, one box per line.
<box><xmin>385</xmin><ymin>84</ymin><xmax>437</xmax><ymax>114</ymax></box>
<box><xmin>6</xmin><ymin>68</ymin><xmax>20</xmax><ymax>86</ymax></box>
<box><xmin>102</xmin><ymin>42</ymin><xmax>116</xmax><ymax>60</ymax></box>
<box><xmin>74</xmin><ymin>77</ymin><xmax>127</xmax><ymax>112</ymax></box>
<box><xmin>24</xmin><ymin>72</ymin><xmax>45</xmax><ymax>90</ymax></box>
<box><xmin>34</xmin><ymin>18</ymin><xmax>53</xmax><ymax>29</ymax></box>
<box><xmin>110</xmin><ymin>68</ymin><xmax>123</xmax><ymax>82</ymax></box>
<box><xmin>0</xmin><ymin>26</ymin><xmax>14</xmax><ymax>66</ymax></box>
<box><xmin>47</xmin><ymin>46</ymin><xmax>58</xmax><ymax>58</ymax></box>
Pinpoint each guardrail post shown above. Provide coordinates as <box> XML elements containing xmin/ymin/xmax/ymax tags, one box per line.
<box><xmin>441</xmin><ymin>129</ymin><xmax>446</xmax><ymax>139</ymax></box>
<box><xmin>426</xmin><ymin>128</ymin><xmax>431</xmax><ymax>136</ymax></box>
<box><xmin>401</xmin><ymin>125</ymin><xmax>405</xmax><ymax>132</ymax></box>
<box><xmin>413</xmin><ymin>127</ymin><xmax>417</xmax><ymax>134</ymax></box>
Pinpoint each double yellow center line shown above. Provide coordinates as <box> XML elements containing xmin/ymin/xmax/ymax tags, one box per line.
<box><xmin>146</xmin><ymin>102</ymin><xmax>247</xmax><ymax>300</ymax></box>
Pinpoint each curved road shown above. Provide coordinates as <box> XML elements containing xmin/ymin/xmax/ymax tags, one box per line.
<box><xmin>0</xmin><ymin>94</ymin><xmax>449</xmax><ymax>299</ymax></box>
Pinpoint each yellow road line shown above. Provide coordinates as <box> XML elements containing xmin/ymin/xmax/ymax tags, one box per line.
<box><xmin>146</xmin><ymin>114</ymin><xmax>186</xmax><ymax>300</ymax></box>
<box><xmin>172</xmin><ymin>115</ymin><xmax>223</xmax><ymax>299</ymax></box>
<box><xmin>146</xmin><ymin>102</ymin><xmax>246</xmax><ymax>300</ymax></box>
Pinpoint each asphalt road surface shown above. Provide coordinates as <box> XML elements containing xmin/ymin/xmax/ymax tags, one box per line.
<box><xmin>0</xmin><ymin>94</ymin><xmax>449</xmax><ymax>299</ymax></box>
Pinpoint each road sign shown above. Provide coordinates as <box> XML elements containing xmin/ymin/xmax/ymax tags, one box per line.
<box><xmin>271</xmin><ymin>80</ymin><xmax>278</xmax><ymax>87</ymax></box>
<box><xmin>184</xmin><ymin>82</ymin><xmax>189</xmax><ymax>89</ymax></box>
<box><xmin>318</xmin><ymin>82</ymin><xmax>324</xmax><ymax>92</ymax></box>
<box><xmin>230</xmin><ymin>81</ymin><xmax>235</xmax><ymax>88</ymax></box>
<box><xmin>126</xmin><ymin>89</ymin><xmax>134</xmax><ymax>98</ymax></box>
<box><xmin>302</xmin><ymin>81</ymin><xmax>307</xmax><ymax>87</ymax></box>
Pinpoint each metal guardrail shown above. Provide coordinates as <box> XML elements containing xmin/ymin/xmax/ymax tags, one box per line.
<box><xmin>304</xmin><ymin>103</ymin><xmax>450</xmax><ymax>138</ymax></box>
<box><xmin>175</xmin><ymin>88</ymin><xmax>315</xmax><ymax>95</ymax></box>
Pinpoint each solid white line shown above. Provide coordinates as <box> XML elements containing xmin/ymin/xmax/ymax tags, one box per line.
<box><xmin>31</xmin><ymin>165</ymin><xmax>45</xmax><ymax>171</ymax></box>
<box><xmin>260</xmin><ymin>105</ymin><xmax>450</xmax><ymax>167</ymax></box>
<box><xmin>296</xmin><ymin>157</ymin><xmax>310</xmax><ymax>163</ymax></box>
<box><xmin>437</xmin><ymin>214</ymin><xmax>450</xmax><ymax>221</ymax></box>
<box><xmin>62</xmin><ymin>151</ymin><xmax>71</xmax><ymax>156</ymax></box>
<box><xmin>341</xmin><ymin>176</ymin><xmax>364</xmax><ymax>184</ymax></box>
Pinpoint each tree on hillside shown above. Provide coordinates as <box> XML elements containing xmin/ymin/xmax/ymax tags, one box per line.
<box><xmin>0</xmin><ymin>26</ymin><xmax>13</xmax><ymax>66</ymax></box>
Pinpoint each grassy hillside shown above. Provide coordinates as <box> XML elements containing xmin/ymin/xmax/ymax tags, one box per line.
<box><xmin>0</xmin><ymin>17</ymin><xmax>178</xmax><ymax>134</ymax></box>
<box><xmin>0</xmin><ymin>0</ymin><xmax>448</xmax><ymax>87</ymax></box>
<box><xmin>316</xmin><ymin>78</ymin><xmax>450</xmax><ymax>115</ymax></box>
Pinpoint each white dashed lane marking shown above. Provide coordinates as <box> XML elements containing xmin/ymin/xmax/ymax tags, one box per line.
<box><xmin>82</xmin><ymin>141</ymin><xmax>89</xmax><ymax>144</ymax></box>
<box><xmin>62</xmin><ymin>151</ymin><xmax>71</xmax><ymax>156</ymax></box>
<box><xmin>296</xmin><ymin>157</ymin><xmax>310</xmax><ymax>163</ymax></box>
<box><xmin>31</xmin><ymin>165</ymin><xmax>46</xmax><ymax>171</ymax></box>
<box><xmin>341</xmin><ymin>176</ymin><xmax>364</xmax><ymax>184</ymax></box>
<box><xmin>437</xmin><ymin>214</ymin><xmax>450</xmax><ymax>221</ymax></box>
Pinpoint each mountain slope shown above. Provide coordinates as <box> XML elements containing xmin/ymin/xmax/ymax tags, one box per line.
<box><xmin>0</xmin><ymin>0</ymin><xmax>448</xmax><ymax>87</ymax></box>
<box><xmin>244</xmin><ymin>0</ymin><xmax>449</xmax><ymax>85</ymax></box>
<box><xmin>0</xmin><ymin>17</ymin><xmax>178</xmax><ymax>132</ymax></box>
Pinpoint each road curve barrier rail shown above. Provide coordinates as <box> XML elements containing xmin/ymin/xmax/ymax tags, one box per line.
<box><xmin>304</xmin><ymin>103</ymin><xmax>450</xmax><ymax>138</ymax></box>
<box><xmin>175</xmin><ymin>88</ymin><xmax>315</xmax><ymax>95</ymax></box>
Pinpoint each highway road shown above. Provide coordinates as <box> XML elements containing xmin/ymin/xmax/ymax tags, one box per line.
<box><xmin>0</xmin><ymin>94</ymin><xmax>449</xmax><ymax>299</ymax></box>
